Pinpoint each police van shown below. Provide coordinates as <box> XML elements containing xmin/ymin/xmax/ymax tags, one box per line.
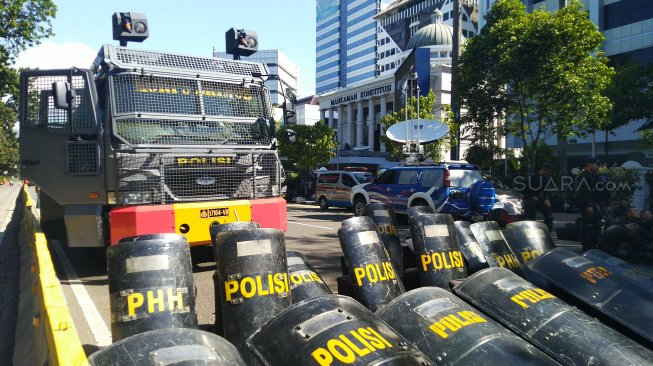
<box><xmin>316</xmin><ymin>171</ymin><xmax>373</xmax><ymax>210</ymax></box>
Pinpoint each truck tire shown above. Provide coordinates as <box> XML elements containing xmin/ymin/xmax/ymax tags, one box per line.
<box><xmin>353</xmin><ymin>196</ymin><xmax>366</xmax><ymax>217</ymax></box>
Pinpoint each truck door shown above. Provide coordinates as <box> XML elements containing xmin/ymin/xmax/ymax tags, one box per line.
<box><xmin>19</xmin><ymin>69</ymin><xmax>105</xmax><ymax>207</ymax></box>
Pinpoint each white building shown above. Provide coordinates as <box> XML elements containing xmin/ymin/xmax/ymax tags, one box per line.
<box><xmin>213</xmin><ymin>49</ymin><xmax>299</xmax><ymax>106</ymax></box>
<box><xmin>295</xmin><ymin>96</ymin><xmax>322</xmax><ymax>126</ymax></box>
<box><xmin>318</xmin><ymin>10</ymin><xmax>474</xmax><ymax>157</ymax></box>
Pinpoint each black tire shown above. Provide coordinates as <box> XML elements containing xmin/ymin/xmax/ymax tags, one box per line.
<box><xmin>318</xmin><ymin>196</ymin><xmax>329</xmax><ymax>210</ymax></box>
<box><xmin>353</xmin><ymin>196</ymin><xmax>366</xmax><ymax>217</ymax></box>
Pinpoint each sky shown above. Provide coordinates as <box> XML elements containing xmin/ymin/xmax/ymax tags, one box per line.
<box><xmin>15</xmin><ymin>0</ymin><xmax>317</xmax><ymax>97</ymax></box>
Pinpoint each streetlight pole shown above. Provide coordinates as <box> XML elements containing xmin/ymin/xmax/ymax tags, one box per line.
<box><xmin>451</xmin><ymin>0</ymin><xmax>476</xmax><ymax>161</ymax></box>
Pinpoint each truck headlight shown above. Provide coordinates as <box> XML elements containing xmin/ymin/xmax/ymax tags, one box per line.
<box><xmin>117</xmin><ymin>191</ymin><xmax>153</xmax><ymax>205</ymax></box>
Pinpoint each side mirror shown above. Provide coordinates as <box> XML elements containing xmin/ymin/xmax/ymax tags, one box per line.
<box><xmin>372</xmin><ymin>176</ymin><xmax>378</xmax><ymax>184</ymax></box>
<box><xmin>284</xmin><ymin>129</ymin><xmax>296</xmax><ymax>144</ymax></box>
<box><xmin>52</xmin><ymin>81</ymin><xmax>76</xmax><ymax>110</ymax></box>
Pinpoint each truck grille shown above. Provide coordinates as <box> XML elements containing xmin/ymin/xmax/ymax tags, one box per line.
<box><xmin>115</xmin><ymin>152</ymin><xmax>281</xmax><ymax>205</ymax></box>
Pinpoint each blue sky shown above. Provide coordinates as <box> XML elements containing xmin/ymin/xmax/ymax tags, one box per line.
<box><xmin>16</xmin><ymin>0</ymin><xmax>317</xmax><ymax>96</ymax></box>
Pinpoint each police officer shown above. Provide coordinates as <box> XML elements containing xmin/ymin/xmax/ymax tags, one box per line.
<box><xmin>523</xmin><ymin>164</ymin><xmax>554</xmax><ymax>232</ymax></box>
<box><xmin>576</xmin><ymin>157</ymin><xmax>602</xmax><ymax>252</ymax></box>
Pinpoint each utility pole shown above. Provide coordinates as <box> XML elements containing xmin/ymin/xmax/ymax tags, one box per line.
<box><xmin>450</xmin><ymin>0</ymin><xmax>463</xmax><ymax>160</ymax></box>
<box><xmin>451</xmin><ymin>0</ymin><xmax>476</xmax><ymax>161</ymax></box>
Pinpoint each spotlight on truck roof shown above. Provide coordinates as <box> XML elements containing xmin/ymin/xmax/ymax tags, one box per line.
<box><xmin>113</xmin><ymin>12</ymin><xmax>149</xmax><ymax>47</ymax></box>
<box><xmin>225</xmin><ymin>28</ymin><xmax>258</xmax><ymax>60</ymax></box>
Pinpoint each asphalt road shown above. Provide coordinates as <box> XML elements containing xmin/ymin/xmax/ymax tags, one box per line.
<box><xmin>0</xmin><ymin>183</ymin><xmax>22</xmax><ymax>360</ymax></box>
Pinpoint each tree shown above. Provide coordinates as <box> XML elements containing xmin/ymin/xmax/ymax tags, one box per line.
<box><xmin>277</xmin><ymin>122</ymin><xmax>336</xmax><ymax>171</ymax></box>
<box><xmin>380</xmin><ymin>90</ymin><xmax>451</xmax><ymax>162</ymax></box>
<box><xmin>456</xmin><ymin>0</ymin><xmax>613</xmax><ymax>174</ymax></box>
<box><xmin>0</xmin><ymin>0</ymin><xmax>57</xmax><ymax>176</ymax></box>
<box><xmin>604</xmin><ymin>58</ymin><xmax>653</xmax><ymax>153</ymax></box>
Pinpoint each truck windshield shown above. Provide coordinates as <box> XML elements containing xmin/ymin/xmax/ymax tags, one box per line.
<box><xmin>111</xmin><ymin>74</ymin><xmax>271</xmax><ymax>146</ymax></box>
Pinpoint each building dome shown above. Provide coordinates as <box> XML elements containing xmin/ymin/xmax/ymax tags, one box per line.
<box><xmin>407</xmin><ymin>9</ymin><xmax>459</xmax><ymax>49</ymax></box>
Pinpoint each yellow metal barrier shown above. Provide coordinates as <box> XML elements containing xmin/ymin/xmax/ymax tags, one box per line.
<box><xmin>21</xmin><ymin>186</ymin><xmax>89</xmax><ymax>366</ymax></box>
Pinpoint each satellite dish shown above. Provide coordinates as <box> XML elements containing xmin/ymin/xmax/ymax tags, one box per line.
<box><xmin>386</xmin><ymin>119</ymin><xmax>448</xmax><ymax>143</ymax></box>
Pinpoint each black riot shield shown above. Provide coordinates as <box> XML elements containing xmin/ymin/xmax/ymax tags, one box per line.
<box><xmin>407</xmin><ymin>205</ymin><xmax>435</xmax><ymax>217</ymax></box>
<box><xmin>526</xmin><ymin>248</ymin><xmax>653</xmax><ymax>347</ymax></box>
<box><xmin>504</xmin><ymin>221</ymin><xmax>555</xmax><ymax>266</ymax></box>
<box><xmin>338</xmin><ymin>217</ymin><xmax>405</xmax><ymax>312</ymax></box>
<box><xmin>408</xmin><ymin>214</ymin><xmax>467</xmax><ymax>289</ymax></box>
<box><xmin>287</xmin><ymin>250</ymin><xmax>332</xmax><ymax>302</ymax></box>
<box><xmin>216</xmin><ymin>228</ymin><xmax>292</xmax><ymax>363</ymax></box>
<box><xmin>376</xmin><ymin>287</ymin><xmax>558</xmax><ymax>365</ymax></box>
<box><xmin>452</xmin><ymin>221</ymin><xmax>488</xmax><ymax>274</ymax></box>
<box><xmin>453</xmin><ymin>267</ymin><xmax>653</xmax><ymax>365</ymax></box>
<box><xmin>245</xmin><ymin>295</ymin><xmax>433</xmax><ymax>366</ymax></box>
<box><xmin>107</xmin><ymin>234</ymin><xmax>198</xmax><ymax>342</ymax></box>
<box><xmin>584</xmin><ymin>249</ymin><xmax>653</xmax><ymax>295</ymax></box>
<box><xmin>364</xmin><ymin>203</ymin><xmax>404</xmax><ymax>276</ymax></box>
<box><xmin>88</xmin><ymin>328</ymin><xmax>246</xmax><ymax>365</ymax></box>
<box><xmin>470</xmin><ymin>221</ymin><xmax>524</xmax><ymax>276</ymax></box>
<box><xmin>209</xmin><ymin>221</ymin><xmax>259</xmax><ymax>335</ymax></box>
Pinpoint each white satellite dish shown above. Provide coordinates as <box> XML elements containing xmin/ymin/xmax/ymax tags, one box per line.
<box><xmin>386</xmin><ymin>119</ymin><xmax>448</xmax><ymax>144</ymax></box>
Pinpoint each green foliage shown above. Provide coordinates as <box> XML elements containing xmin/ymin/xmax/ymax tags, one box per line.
<box><xmin>605</xmin><ymin>58</ymin><xmax>653</xmax><ymax>147</ymax></box>
<box><xmin>277</xmin><ymin>122</ymin><xmax>336</xmax><ymax>171</ymax></box>
<box><xmin>380</xmin><ymin>90</ymin><xmax>450</xmax><ymax>162</ymax></box>
<box><xmin>598</xmin><ymin>166</ymin><xmax>640</xmax><ymax>203</ymax></box>
<box><xmin>464</xmin><ymin>145</ymin><xmax>502</xmax><ymax>170</ymax></box>
<box><xmin>456</xmin><ymin>0</ymin><xmax>613</xmax><ymax>173</ymax></box>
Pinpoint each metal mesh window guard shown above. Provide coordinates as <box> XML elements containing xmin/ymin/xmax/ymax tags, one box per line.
<box><xmin>115</xmin><ymin>152</ymin><xmax>282</xmax><ymax>204</ymax></box>
<box><xmin>110</xmin><ymin>46</ymin><xmax>266</xmax><ymax>76</ymax></box>
<box><xmin>22</xmin><ymin>71</ymin><xmax>96</xmax><ymax>132</ymax></box>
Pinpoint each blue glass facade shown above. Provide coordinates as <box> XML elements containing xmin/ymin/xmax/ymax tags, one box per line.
<box><xmin>316</xmin><ymin>0</ymin><xmax>381</xmax><ymax>94</ymax></box>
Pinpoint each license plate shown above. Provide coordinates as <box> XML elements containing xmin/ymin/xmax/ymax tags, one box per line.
<box><xmin>200</xmin><ymin>208</ymin><xmax>229</xmax><ymax>218</ymax></box>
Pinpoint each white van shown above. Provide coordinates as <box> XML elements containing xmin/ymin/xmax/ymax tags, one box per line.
<box><xmin>315</xmin><ymin>171</ymin><xmax>373</xmax><ymax>210</ymax></box>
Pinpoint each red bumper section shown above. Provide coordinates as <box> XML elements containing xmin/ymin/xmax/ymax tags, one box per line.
<box><xmin>109</xmin><ymin>198</ymin><xmax>287</xmax><ymax>245</ymax></box>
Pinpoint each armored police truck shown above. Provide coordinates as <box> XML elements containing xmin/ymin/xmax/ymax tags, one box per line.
<box><xmin>19</xmin><ymin>13</ymin><xmax>288</xmax><ymax>247</ymax></box>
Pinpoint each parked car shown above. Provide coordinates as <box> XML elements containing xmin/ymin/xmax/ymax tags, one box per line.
<box><xmin>482</xmin><ymin>173</ymin><xmax>524</xmax><ymax>227</ymax></box>
<box><xmin>316</xmin><ymin>171</ymin><xmax>374</xmax><ymax>210</ymax></box>
<box><xmin>350</xmin><ymin>163</ymin><xmax>497</xmax><ymax>221</ymax></box>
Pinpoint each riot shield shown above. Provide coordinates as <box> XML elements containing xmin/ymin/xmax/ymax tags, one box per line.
<box><xmin>470</xmin><ymin>221</ymin><xmax>524</xmax><ymax>276</ymax></box>
<box><xmin>527</xmin><ymin>248</ymin><xmax>653</xmax><ymax>347</ymax></box>
<box><xmin>216</xmin><ymin>228</ymin><xmax>291</xmax><ymax>364</ymax></box>
<box><xmin>407</xmin><ymin>205</ymin><xmax>435</xmax><ymax>217</ymax></box>
<box><xmin>452</xmin><ymin>221</ymin><xmax>488</xmax><ymax>274</ymax></box>
<box><xmin>453</xmin><ymin>267</ymin><xmax>653</xmax><ymax>365</ymax></box>
<box><xmin>408</xmin><ymin>214</ymin><xmax>467</xmax><ymax>289</ymax></box>
<box><xmin>583</xmin><ymin>249</ymin><xmax>653</xmax><ymax>295</ymax></box>
<box><xmin>88</xmin><ymin>328</ymin><xmax>246</xmax><ymax>365</ymax></box>
<box><xmin>505</xmin><ymin>221</ymin><xmax>555</xmax><ymax>266</ymax></box>
<box><xmin>338</xmin><ymin>216</ymin><xmax>404</xmax><ymax>312</ymax></box>
<box><xmin>377</xmin><ymin>287</ymin><xmax>558</xmax><ymax>365</ymax></box>
<box><xmin>287</xmin><ymin>250</ymin><xmax>331</xmax><ymax>302</ymax></box>
<box><xmin>209</xmin><ymin>221</ymin><xmax>259</xmax><ymax>334</ymax></box>
<box><xmin>364</xmin><ymin>203</ymin><xmax>404</xmax><ymax>275</ymax></box>
<box><xmin>245</xmin><ymin>295</ymin><xmax>433</xmax><ymax>366</ymax></box>
<box><xmin>107</xmin><ymin>234</ymin><xmax>197</xmax><ymax>342</ymax></box>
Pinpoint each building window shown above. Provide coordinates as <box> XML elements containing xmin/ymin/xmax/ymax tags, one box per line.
<box><xmin>391</xmin><ymin>48</ymin><xmax>395</xmax><ymax>55</ymax></box>
<box><xmin>462</xmin><ymin>13</ymin><xmax>467</xmax><ymax>22</ymax></box>
<box><xmin>443</xmin><ymin>12</ymin><xmax>449</xmax><ymax>21</ymax></box>
<box><xmin>381</xmin><ymin>38</ymin><xmax>385</xmax><ymax>45</ymax></box>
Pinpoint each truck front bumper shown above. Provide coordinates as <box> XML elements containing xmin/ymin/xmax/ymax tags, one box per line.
<box><xmin>109</xmin><ymin>197</ymin><xmax>287</xmax><ymax>246</ymax></box>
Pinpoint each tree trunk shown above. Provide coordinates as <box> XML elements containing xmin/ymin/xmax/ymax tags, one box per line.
<box><xmin>604</xmin><ymin>130</ymin><xmax>609</xmax><ymax>164</ymax></box>
<box><xmin>557</xmin><ymin>133</ymin><xmax>568</xmax><ymax>175</ymax></box>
